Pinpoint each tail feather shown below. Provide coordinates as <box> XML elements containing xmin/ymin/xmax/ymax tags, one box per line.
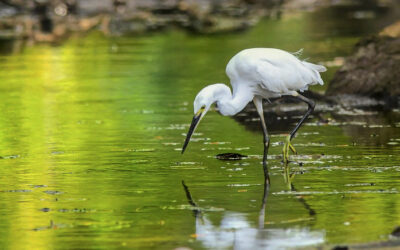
<box><xmin>302</xmin><ymin>61</ymin><xmax>326</xmax><ymax>86</ymax></box>
<box><xmin>303</xmin><ymin>61</ymin><xmax>327</xmax><ymax>72</ymax></box>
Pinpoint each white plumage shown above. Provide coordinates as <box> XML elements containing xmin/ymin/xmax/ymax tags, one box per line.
<box><xmin>226</xmin><ymin>48</ymin><xmax>326</xmax><ymax>98</ymax></box>
<box><xmin>182</xmin><ymin>48</ymin><xmax>327</xmax><ymax>181</ymax></box>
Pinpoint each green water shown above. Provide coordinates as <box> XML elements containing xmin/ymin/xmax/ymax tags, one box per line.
<box><xmin>0</xmin><ymin>8</ymin><xmax>400</xmax><ymax>249</ymax></box>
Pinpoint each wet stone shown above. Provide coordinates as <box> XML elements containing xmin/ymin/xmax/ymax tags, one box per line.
<box><xmin>216</xmin><ymin>153</ymin><xmax>248</xmax><ymax>160</ymax></box>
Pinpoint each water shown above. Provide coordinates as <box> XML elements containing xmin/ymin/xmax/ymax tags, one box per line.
<box><xmin>0</xmin><ymin>6</ymin><xmax>400</xmax><ymax>249</ymax></box>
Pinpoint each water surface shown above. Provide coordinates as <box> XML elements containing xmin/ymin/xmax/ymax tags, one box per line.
<box><xmin>0</xmin><ymin>6</ymin><xmax>400</xmax><ymax>249</ymax></box>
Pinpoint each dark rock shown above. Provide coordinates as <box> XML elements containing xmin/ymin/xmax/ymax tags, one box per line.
<box><xmin>216</xmin><ymin>153</ymin><xmax>247</xmax><ymax>160</ymax></box>
<box><xmin>327</xmin><ymin>21</ymin><xmax>400</xmax><ymax>101</ymax></box>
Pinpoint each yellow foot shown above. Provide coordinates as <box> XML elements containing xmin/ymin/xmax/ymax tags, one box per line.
<box><xmin>282</xmin><ymin>135</ymin><xmax>297</xmax><ymax>165</ymax></box>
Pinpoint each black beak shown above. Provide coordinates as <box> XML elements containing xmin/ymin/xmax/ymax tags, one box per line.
<box><xmin>181</xmin><ymin>113</ymin><xmax>202</xmax><ymax>154</ymax></box>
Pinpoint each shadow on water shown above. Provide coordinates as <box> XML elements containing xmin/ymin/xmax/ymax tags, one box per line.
<box><xmin>182</xmin><ymin>176</ymin><xmax>322</xmax><ymax>249</ymax></box>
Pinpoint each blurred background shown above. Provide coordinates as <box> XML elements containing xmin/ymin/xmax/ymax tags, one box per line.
<box><xmin>0</xmin><ymin>0</ymin><xmax>400</xmax><ymax>249</ymax></box>
<box><xmin>1</xmin><ymin>0</ymin><xmax>399</xmax><ymax>40</ymax></box>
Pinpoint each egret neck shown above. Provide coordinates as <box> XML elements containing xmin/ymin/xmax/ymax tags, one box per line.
<box><xmin>213</xmin><ymin>84</ymin><xmax>253</xmax><ymax>116</ymax></box>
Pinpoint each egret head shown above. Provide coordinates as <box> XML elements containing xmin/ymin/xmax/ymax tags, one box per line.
<box><xmin>181</xmin><ymin>84</ymin><xmax>226</xmax><ymax>154</ymax></box>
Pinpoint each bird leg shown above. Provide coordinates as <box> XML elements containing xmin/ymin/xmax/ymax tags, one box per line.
<box><xmin>253</xmin><ymin>97</ymin><xmax>270</xmax><ymax>185</ymax></box>
<box><xmin>283</xmin><ymin>93</ymin><xmax>315</xmax><ymax>165</ymax></box>
<box><xmin>283</xmin><ymin>134</ymin><xmax>297</xmax><ymax>165</ymax></box>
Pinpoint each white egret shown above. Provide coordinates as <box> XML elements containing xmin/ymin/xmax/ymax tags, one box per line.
<box><xmin>181</xmin><ymin>48</ymin><xmax>326</xmax><ymax>181</ymax></box>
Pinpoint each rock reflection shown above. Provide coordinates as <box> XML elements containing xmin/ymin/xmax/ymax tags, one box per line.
<box><xmin>182</xmin><ymin>180</ymin><xmax>324</xmax><ymax>249</ymax></box>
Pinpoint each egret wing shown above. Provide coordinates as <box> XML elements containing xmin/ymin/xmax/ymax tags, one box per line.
<box><xmin>256</xmin><ymin>57</ymin><xmax>325</xmax><ymax>94</ymax></box>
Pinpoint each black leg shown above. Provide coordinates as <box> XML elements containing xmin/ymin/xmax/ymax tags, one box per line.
<box><xmin>283</xmin><ymin>93</ymin><xmax>315</xmax><ymax>164</ymax></box>
<box><xmin>289</xmin><ymin>94</ymin><xmax>315</xmax><ymax>140</ymax></box>
<box><xmin>262</xmin><ymin>131</ymin><xmax>270</xmax><ymax>184</ymax></box>
<box><xmin>253</xmin><ymin>97</ymin><xmax>270</xmax><ymax>185</ymax></box>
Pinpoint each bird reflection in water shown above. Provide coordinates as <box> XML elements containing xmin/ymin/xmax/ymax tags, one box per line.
<box><xmin>182</xmin><ymin>176</ymin><xmax>323</xmax><ymax>249</ymax></box>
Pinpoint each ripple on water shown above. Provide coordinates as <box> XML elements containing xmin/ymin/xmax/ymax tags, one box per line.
<box><xmin>273</xmin><ymin>189</ymin><xmax>398</xmax><ymax>195</ymax></box>
<box><xmin>32</xmin><ymin>221</ymin><xmax>70</xmax><ymax>231</ymax></box>
<box><xmin>163</xmin><ymin>142</ymin><xmax>180</xmax><ymax>146</ymax></box>
<box><xmin>43</xmin><ymin>190</ymin><xmax>63</xmax><ymax>195</ymax></box>
<box><xmin>165</xmin><ymin>124</ymin><xmax>188</xmax><ymax>130</ymax></box>
<box><xmin>0</xmin><ymin>189</ymin><xmax>31</xmax><ymax>193</ymax></box>
<box><xmin>126</xmin><ymin>148</ymin><xmax>155</xmax><ymax>152</ymax></box>
<box><xmin>0</xmin><ymin>155</ymin><xmax>20</xmax><ymax>159</ymax></box>
<box><xmin>130</xmin><ymin>159</ymin><xmax>150</xmax><ymax>164</ymax></box>
<box><xmin>170</xmin><ymin>165</ymin><xmax>206</xmax><ymax>170</ymax></box>
<box><xmin>162</xmin><ymin>204</ymin><xmax>225</xmax><ymax>212</ymax></box>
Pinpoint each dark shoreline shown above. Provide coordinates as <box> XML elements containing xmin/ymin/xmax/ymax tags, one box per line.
<box><xmin>0</xmin><ymin>0</ymin><xmax>281</xmax><ymax>42</ymax></box>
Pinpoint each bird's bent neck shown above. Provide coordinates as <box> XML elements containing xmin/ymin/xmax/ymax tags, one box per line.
<box><xmin>214</xmin><ymin>84</ymin><xmax>252</xmax><ymax>116</ymax></box>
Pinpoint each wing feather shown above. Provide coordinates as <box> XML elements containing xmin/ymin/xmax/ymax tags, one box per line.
<box><xmin>302</xmin><ymin>61</ymin><xmax>327</xmax><ymax>72</ymax></box>
<box><xmin>256</xmin><ymin>57</ymin><xmax>326</xmax><ymax>93</ymax></box>
<box><xmin>226</xmin><ymin>48</ymin><xmax>326</xmax><ymax>95</ymax></box>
